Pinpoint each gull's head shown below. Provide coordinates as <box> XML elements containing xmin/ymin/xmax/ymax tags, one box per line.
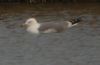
<box><xmin>22</xmin><ymin>18</ymin><xmax>40</xmax><ymax>34</ymax></box>
<box><xmin>24</xmin><ymin>18</ymin><xmax>38</xmax><ymax>27</ymax></box>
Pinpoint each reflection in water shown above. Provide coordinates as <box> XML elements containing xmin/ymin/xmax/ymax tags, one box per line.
<box><xmin>0</xmin><ymin>3</ymin><xmax>100</xmax><ymax>14</ymax></box>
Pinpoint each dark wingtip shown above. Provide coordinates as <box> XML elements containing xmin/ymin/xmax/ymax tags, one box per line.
<box><xmin>70</xmin><ymin>16</ymin><xmax>82</xmax><ymax>24</ymax></box>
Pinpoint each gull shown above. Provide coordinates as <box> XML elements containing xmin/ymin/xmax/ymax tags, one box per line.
<box><xmin>22</xmin><ymin>17</ymin><xmax>82</xmax><ymax>34</ymax></box>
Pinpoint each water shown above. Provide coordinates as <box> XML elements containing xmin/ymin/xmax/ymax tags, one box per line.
<box><xmin>0</xmin><ymin>3</ymin><xmax>100</xmax><ymax>65</ymax></box>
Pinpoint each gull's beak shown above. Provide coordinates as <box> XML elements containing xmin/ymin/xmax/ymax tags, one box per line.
<box><xmin>20</xmin><ymin>24</ymin><xmax>28</xmax><ymax>28</ymax></box>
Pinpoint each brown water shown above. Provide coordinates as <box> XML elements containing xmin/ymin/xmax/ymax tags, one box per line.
<box><xmin>0</xmin><ymin>3</ymin><xmax>100</xmax><ymax>14</ymax></box>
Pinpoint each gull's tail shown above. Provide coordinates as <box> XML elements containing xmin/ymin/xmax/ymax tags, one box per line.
<box><xmin>70</xmin><ymin>17</ymin><xmax>82</xmax><ymax>25</ymax></box>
